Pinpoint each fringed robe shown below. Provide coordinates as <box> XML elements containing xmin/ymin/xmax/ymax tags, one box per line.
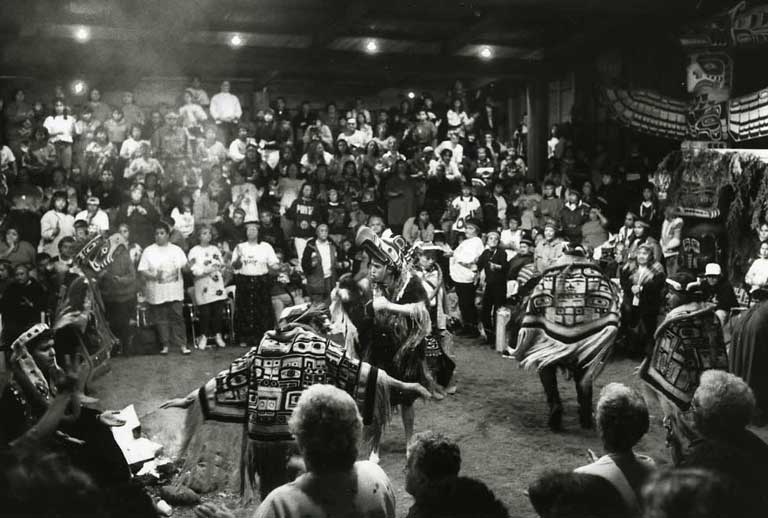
<box><xmin>177</xmin><ymin>326</ymin><xmax>391</xmax><ymax>503</ymax></box>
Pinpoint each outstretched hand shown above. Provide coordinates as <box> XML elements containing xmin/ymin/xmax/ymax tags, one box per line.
<box><xmin>98</xmin><ymin>410</ymin><xmax>126</xmax><ymax>427</ymax></box>
<box><xmin>160</xmin><ymin>397</ymin><xmax>193</xmax><ymax>410</ymax></box>
<box><xmin>409</xmin><ymin>383</ymin><xmax>433</xmax><ymax>400</ymax></box>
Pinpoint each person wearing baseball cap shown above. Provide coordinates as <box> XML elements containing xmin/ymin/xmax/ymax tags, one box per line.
<box><xmin>450</xmin><ymin>217</ymin><xmax>484</xmax><ymax>338</ymax></box>
<box><xmin>74</xmin><ymin>196</ymin><xmax>109</xmax><ymax>237</ymax></box>
<box><xmin>701</xmin><ymin>263</ymin><xmax>738</xmax><ymax>325</ymax></box>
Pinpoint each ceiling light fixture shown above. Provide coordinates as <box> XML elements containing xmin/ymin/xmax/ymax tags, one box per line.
<box><xmin>229</xmin><ymin>34</ymin><xmax>244</xmax><ymax>47</ymax></box>
<box><xmin>71</xmin><ymin>80</ymin><xmax>87</xmax><ymax>95</ymax></box>
<box><xmin>407</xmin><ymin>91</ymin><xmax>416</xmax><ymax>99</ymax></box>
<box><xmin>480</xmin><ymin>46</ymin><xmax>493</xmax><ymax>59</ymax></box>
<box><xmin>74</xmin><ymin>26</ymin><xmax>91</xmax><ymax>42</ymax></box>
<box><xmin>365</xmin><ymin>39</ymin><xmax>378</xmax><ymax>53</ymax></box>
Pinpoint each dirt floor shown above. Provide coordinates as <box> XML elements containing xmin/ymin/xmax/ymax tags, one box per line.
<box><xmin>89</xmin><ymin>337</ymin><xmax>687</xmax><ymax>518</ymax></box>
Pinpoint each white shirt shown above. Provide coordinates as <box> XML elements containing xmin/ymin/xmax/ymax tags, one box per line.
<box><xmin>119</xmin><ymin>138</ymin><xmax>149</xmax><ymax>160</ymax></box>
<box><xmin>209</xmin><ymin>92</ymin><xmax>242</xmax><ymax>123</ymax></box>
<box><xmin>170</xmin><ymin>208</ymin><xmax>196</xmax><ymax>238</ymax></box>
<box><xmin>316</xmin><ymin>240</ymin><xmax>332</xmax><ymax>278</ymax></box>
<box><xmin>450</xmin><ymin>236</ymin><xmax>484</xmax><ymax>284</ymax></box>
<box><xmin>337</xmin><ymin>129</ymin><xmax>368</xmax><ymax>149</ymax></box>
<box><xmin>39</xmin><ymin>210</ymin><xmax>75</xmax><ymax>257</ymax></box>
<box><xmin>138</xmin><ymin>243</ymin><xmax>188</xmax><ymax>304</ymax></box>
<box><xmin>74</xmin><ymin>209</ymin><xmax>110</xmax><ymax>234</ymax></box>
<box><xmin>43</xmin><ymin>115</ymin><xmax>77</xmax><ymax>144</ymax></box>
<box><xmin>232</xmin><ymin>241</ymin><xmax>278</xmax><ymax>276</ymax></box>
<box><xmin>179</xmin><ymin>103</ymin><xmax>208</xmax><ymax>128</ymax></box>
<box><xmin>451</xmin><ymin>195</ymin><xmax>481</xmax><ymax>231</ymax></box>
<box><xmin>0</xmin><ymin>145</ymin><xmax>15</xmax><ymax>172</ymax></box>
<box><xmin>434</xmin><ymin>140</ymin><xmax>464</xmax><ymax>166</ymax></box>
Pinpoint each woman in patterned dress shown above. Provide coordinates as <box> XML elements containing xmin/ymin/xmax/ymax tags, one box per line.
<box><xmin>188</xmin><ymin>225</ymin><xmax>228</xmax><ymax>349</ymax></box>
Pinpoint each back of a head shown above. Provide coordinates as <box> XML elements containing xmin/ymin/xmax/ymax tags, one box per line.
<box><xmin>692</xmin><ymin>370</ymin><xmax>755</xmax><ymax>436</ymax></box>
<box><xmin>596</xmin><ymin>383</ymin><xmax>649</xmax><ymax>452</ymax></box>
<box><xmin>528</xmin><ymin>471</ymin><xmax>628</xmax><ymax>518</ymax></box>
<box><xmin>288</xmin><ymin>384</ymin><xmax>362</xmax><ymax>473</ymax></box>
<box><xmin>0</xmin><ymin>448</ymin><xmax>107</xmax><ymax>518</ymax></box>
<box><xmin>408</xmin><ymin>431</ymin><xmax>462</xmax><ymax>481</ymax></box>
<box><xmin>420</xmin><ymin>476</ymin><xmax>508</xmax><ymax>518</ymax></box>
<box><xmin>642</xmin><ymin>468</ymin><xmax>744</xmax><ymax>518</ymax></box>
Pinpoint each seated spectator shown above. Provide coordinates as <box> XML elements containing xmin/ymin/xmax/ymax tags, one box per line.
<box><xmin>121</xmin><ymin>91</ymin><xmax>145</xmax><ymax>128</ymax></box>
<box><xmin>405</xmin><ymin>431</ymin><xmax>461</xmax><ymax>518</ymax></box>
<box><xmin>255</xmin><ymin>384</ymin><xmax>396</xmax><ymax>518</ymax></box>
<box><xmin>528</xmin><ymin>471</ymin><xmax>628</xmax><ymax>518</ymax></box>
<box><xmin>403</xmin><ymin>208</ymin><xmax>436</xmax><ymax>245</ymax></box>
<box><xmin>745</xmin><ymin>241</ymin><xmax>768</xmax><ymax>293</ymax></box>
<box><xmin>39</xmin><ymin>191</ymin><xmax>75</xmax><ymax>260</ymax></box>
<box><xmin>0</xmin><ymin>225</ymin><xmax>37</xmax><ymax>268</ymax></box>
<box><xmin>641</xmin><ymin>468</ymin><xmax>744</xmax><ymax>518</ymax></box>
<box><xmin>170</xmin><ymin>190</ymin><xmax>196</xmax><ymax>241</ymax></box>
<box><xmin>575</xmin><ymin>383</ymin><xmax>656</xmax><ymax>514</ymax></box>
<box><xmin>701</xmin><ymin>263</ymin><xmax>738</xmax><ymax>325</ymax></box>
<box><xmin>125</xmin><ymin>141</ymin><xmax>164</xmax><ymax>182</ymax></box>
<box><xmin>337</xmin><ymin>117</ymin><xmax>368</xmax><ymax>150</ymax></box>
<box><xmin>409</xmin><ymin>476</ymin><xmax>508</xmax><ymax>518</ymax></box>
<box><xmin>560</xmin><ymin>188</ymin><xmax>590</xmax><ymax>244</ymax></box>
<box><xmin>114</xmin><ymin>183</ymin><xmax>161</xmax><ymax>248</ymax></box>
<box><xmin>679</xmin><ymin>370</ymin><xmax>768</xmax><ymax>515</ymax></box>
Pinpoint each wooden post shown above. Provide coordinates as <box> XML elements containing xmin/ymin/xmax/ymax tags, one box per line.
<box><xmin>526</xmin><ymin>79</ymin><xmax>548</xmax><ymax>180</ymax></box>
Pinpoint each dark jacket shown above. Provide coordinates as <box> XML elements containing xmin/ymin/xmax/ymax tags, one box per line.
<box><xmin>288</xmin><ymin>198</ymin><xmax>323</xmax><ymax>239</ymax></box>
<box><xmin>114</xmin><ymin>201</ymin><xmax>160</xmax><ymax>248</ymax></box>
<box><xmin>560</xmin><ymin>202</ymin><xmax>590</xmax><ymax>243</ymax></box>
<box><xmin>477</xmin><ymin>246</ymin><xmax>509</xmax><ymax>289</ymax></box>
<box><xmin>301</xmin><ymin>238</ymin><xmax>338</xmax><ymax>295</ymax></box>
<box><xmin>99</xmin><ymin>248</ymin><xmax>137</xmax><ymax>304</ymax></box>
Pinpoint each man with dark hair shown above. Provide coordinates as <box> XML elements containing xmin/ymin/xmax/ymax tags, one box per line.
<box><xmin>412</xmin><ymin>476</ymin><xmax>509</xmax><ymax>518</ymax></box>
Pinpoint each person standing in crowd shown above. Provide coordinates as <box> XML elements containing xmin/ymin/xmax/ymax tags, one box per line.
<box><xmin>301</xmin><ymin>223</ymin><xmax>338</xmax><ymax>304</ymax></box>
<box><xmin>385</xmin><ymin>160</ymin><xmax>418</xmax><ymax>235</ymax></box>
<box><xmin>43</xmin><ymin>99</ymin><xmax>76</xmax><ymax>170</ymax></box>
<box><xmin>730</xmin><ymin>282</ymin><xmax>768</xmax><ymax>425</ymax></box>
<box><xmin>114</xmin><ymin>183</ymin><xmax>160</xmax><ymax>248</ymax></box>
<box><xmin>39</xmin><ymin>191</ymin><xmax>75</xmax><ymax>259</ymax></box>
<box><xmin>403</xmin><ymin>208</ymin><xmax>435</xmax><ymax>246</ymax></box>
<box><xmin>74</xmin><ymin>197</ymin><xmax>110</xmax><ymax>236</ymax></box>
<box><xmin>626</xmin><ymin>219</ymin><xmax>663</xmax><ymax>269</ymax></box>
<box><xmin>659</xmin><ymin>204</ymin><xmax>683</xmax><ymax>275</ymax></box>
<box><xmin>231</xmin><ymin>220</ymin><xmax>279</xmax><ymax>347</ymax></box>
<box><xmin>188</xmin><ymin>225</ymin><xmax>228</xmax><ymax>350</ymax></box>
<box><xmin>560</xmin><ymin>188</ymin><xmax>589</xmax><ymax>244</ymax></box>
<box><xmin>210</xmin><ymin>80</ymin><xmax>242</xmax><ymax>143</ymax></box>
<box><xmin>620</xmin><ymin>243</ymin><xmax>665</xmax><ymax>356</ymax></box>
<box><xmin>99</xmin><ymin>233</ymin><xmax>137</xmax><ymax>355</ymax></box>
<box><xmin>449</xmin><ymin>219</ymin><xmax>484</xmax><ymax>338</ymax></box>
<box><xmin>287</xmin><ymin>182</ymin><xmax>322</xmax><ymax>266</ymax></box>
<box><xmin>701</xmin><ymin>263</ymin><xmax>738</xmax><ymax>326</ymax></box>
<box><xmin>534</xmin><ymin>220</ymin><xmax>564</xmax><ymax>273</ymax></box>
<box><xmin>0</xmin><ymin>264</ymin><xmax>47</xmax><ymax>358</ymax></box>
<box><xmin>138</xmin><ymin>220</ymin><xmax>190</xmax><ymax>355</ymax></box>
<box><xmin>477</xmin><ymin>230</ymin><xmax>508</xmax><ymax>347</ymax></box>
<box><xmin>581</xmin><ymin>205</ymin><xmax>609</xmax><ymax>253</ymax></box>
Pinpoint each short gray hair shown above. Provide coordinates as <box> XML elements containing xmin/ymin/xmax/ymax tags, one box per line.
<box><xmin>596</xmin><ymin>383</ymin><xmax>649</xmax><ymax>452</ymax></box>
<box><xmin>289</xmin><ymin>384</ymin><xmax>362</xmax><ymax>473</ymax></box>
<box><xmin>692</xmin><ymin>370</ymin><xmax>754</xmax><ymax>434</ymax></box>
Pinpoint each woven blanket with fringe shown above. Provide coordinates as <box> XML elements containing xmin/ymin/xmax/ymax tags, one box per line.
<box><xmin>640</xmin><ymin>302</ymin><xmax>728</xmax><ymax>410</ymax></box>
<box><xmin>515</xmin><ymin>259</ymin><xmax>620</xmax><ymax>383</ymax></box>
<box><xmin>198</xmin><ymin>326</ymin><xmax>390</xmax><ymax>441</ymax></box>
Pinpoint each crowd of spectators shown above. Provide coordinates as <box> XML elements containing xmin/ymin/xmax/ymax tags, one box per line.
<box><xmin>1</xmin><ymin>77</ymin><xmax>767</xmax><ymax>517</ymax></box>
